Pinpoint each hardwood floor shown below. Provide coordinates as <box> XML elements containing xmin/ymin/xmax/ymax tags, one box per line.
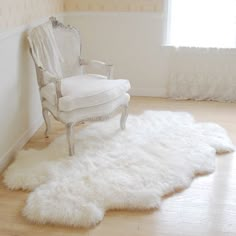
<box><xmin>1</xmin><ymin>97</ymin><xmax>236</xmax><ymax>236</ymax></box>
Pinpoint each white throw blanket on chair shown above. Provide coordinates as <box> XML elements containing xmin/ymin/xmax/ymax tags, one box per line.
<box><xmin>28</xmin><ymin>21</ymin><xmax>64</xmax><ymax>78</ymax></box>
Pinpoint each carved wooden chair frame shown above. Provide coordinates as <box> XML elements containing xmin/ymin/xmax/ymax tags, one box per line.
<box><xmin>28</xmin><ymin>17</ymin><xmax>129</xmax><ymax>156</ymax></box>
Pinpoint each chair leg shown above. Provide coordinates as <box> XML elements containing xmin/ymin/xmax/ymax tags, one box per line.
<box><xmin>120</xmin><ymin>105</ymin><xmax>128</xmax><ymax>130</ymax></box>
<box><xmin>42</xmin><ymin>109</ymin><xmax>51</xmax><ymax>138</ymax></box>
<box><xmin>66</xmin><ymin>123</ymin><xmax>75</xmax><ymax>156</ymax></box>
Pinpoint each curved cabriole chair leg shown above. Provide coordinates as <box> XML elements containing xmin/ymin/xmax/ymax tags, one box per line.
<box><xmin>66</xmin><ymin>123</ymin><xmax>75</xmax><ymax>156</ymax></box>
<box><xmin>42</xmin><ymin>109</ymin><xmax>51</xmax><ymax>138</ymax></box>
<box><xmin>120</xmin><ymin>105</ymin><xmax>128</xmax><ymax>130</ymax></box>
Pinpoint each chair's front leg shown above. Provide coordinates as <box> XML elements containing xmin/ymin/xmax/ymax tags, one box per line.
<box><xmin>120</xmin><ymin>105</ymin><xmax>128</xmax><ymax>130</ymax></box>
<box><xmin>66</xmin><ymin>123</ymin><xmax>75</xmax><ymax>156</ymax></box>
<box><xmin>42</xmin><ymin>109</ymin><xmax>51</xmax><ymax>138</ymax></box>
<box><xmin>107</xmin><ymin>65</ymin><xmax>114</xmax><ymax>79</ymax></box>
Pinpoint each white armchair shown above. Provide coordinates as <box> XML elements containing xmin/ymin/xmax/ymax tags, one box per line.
<box><xmin>28</xmin><ymin>17</ymin><xmax>130</xmax><ymax>156</ymax></box>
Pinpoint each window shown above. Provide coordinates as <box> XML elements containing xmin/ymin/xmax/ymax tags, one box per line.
<box><xmin>166</xmin><ymin>0</ymin><xmax>236</xmax><ymax>48</ymax></box>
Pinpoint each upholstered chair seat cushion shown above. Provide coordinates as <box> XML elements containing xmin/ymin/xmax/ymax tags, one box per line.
<box><xmin>43</xmin><ymin>93</ymin><xmax>130</xmax><ymax>123</ymax></box>
<box><xmin>41</xmin><ymin>74</ymin><xmax>130</xmax><ymax>112</ymax></box>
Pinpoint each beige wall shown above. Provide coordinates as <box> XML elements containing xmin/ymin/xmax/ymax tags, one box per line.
<box><xmin>0</xmin><ymin>0</ymin><xmax>164</xmax><ymax>31</ymax></box>
<box><xmin>64</xmin><ymin>0</ymin><xmax>164</xmax><ymax>12</ymax></box>
<box><xmin>0</xmin><ymin>0</ymin><xmax>64</xmax><ymax>31</ymax></box>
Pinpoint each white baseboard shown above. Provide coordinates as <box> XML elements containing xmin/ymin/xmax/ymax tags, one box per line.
<box><xmin>0</xmin><ymin>117</ymin><xmax>43</xmax><ymax>173</ymax></box>
<box><xmin>130</xmin><ymin>87</ymin><xmax>167</xmax><ymax>97</ymax></box>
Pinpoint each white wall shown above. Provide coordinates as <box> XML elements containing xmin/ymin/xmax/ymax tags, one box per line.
<box><xmin>65</xmin><ymin>12</ymin><xmax>236</xmax><ymax>101</ymax></box>
<box><xmin>0</xmin><ymin>16</ymin><xmax>61</xmax><ymax>171</ymax></box>
<box><xmin>0</xmin><ymin>16</ymin><xmax>66</xmax><ymax>171</ymax></box>
<box><xmin>65</xmin><ymin>12</ymin><xmax>170</xmax><ymax>97</ymax></box>
<box><xmin>0</xmin><ymin>28</ymin><xmax>43</xmax><ymax>171</ymax></box>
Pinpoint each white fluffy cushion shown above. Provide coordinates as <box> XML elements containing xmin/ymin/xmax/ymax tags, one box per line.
<box><xmin>43</xmin><ymin>93</ymin><xmax>130</xmax><ymax>123</ymax></box>
<box><xmin>41</xmin><ymin>74</ymin><xmax>130</xmax><ymax>112</ymax></box>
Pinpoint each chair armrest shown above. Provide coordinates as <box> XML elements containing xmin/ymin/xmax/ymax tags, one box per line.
<box><xmin>29</xmin><ymin>47</ymin><xmax>62</xmax><ymax>97</ymax></box>
<box><xmin>38</xmin><ymin>67</ymin><xmax>62</xmax><ymax>112</ymax></box>
<box><xmin>80</xmin><ymin>58</ymin><xmax>114</xmax><ymax>79</ymax></box>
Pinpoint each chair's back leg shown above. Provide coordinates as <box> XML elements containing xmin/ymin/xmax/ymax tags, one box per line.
<box><xmin>120</xmin><ymin>105</ymin><xmax>128</xmax><ymax>130</ymax></box>
<box><xmin>66</xmin><ymin>123</ymin><xmax>75</xmax><ymax>156</ymax></box>
<box><xmin>42</xmin><ymin>109</ymin><xmax>51</xmax><ymax>138</ymax></box>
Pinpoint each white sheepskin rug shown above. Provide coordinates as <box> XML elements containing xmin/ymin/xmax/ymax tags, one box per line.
<box><xmin>3</xmin><ymin>111</ymin><xmax>234</xmax><ymax>228</ymax></box>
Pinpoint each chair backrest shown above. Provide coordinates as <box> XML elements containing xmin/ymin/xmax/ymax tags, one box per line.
<box><xmin>28</xmin><ymin>17</ymin><xmax>81</xmax><ymax>80</ymax></box>
<box><xmin>51</xmin><ymin>17</ymin><xmax>81</xmax><ymax>78</ymax></box>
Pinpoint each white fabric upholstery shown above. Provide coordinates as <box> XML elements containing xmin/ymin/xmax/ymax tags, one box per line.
<box><xmin>41</xmin><ymin>74</ymin><xmax>130</xmax><ymax>112</ymax></box>
<box><xmin>43</xmin><ymin>93</ymin><xmax>130</xmax><ymax>123</ymax></box>
<box><xmin>53</xmin><ymin>27</ymin><xmax>81</xmax><ymax>77</ymax></box>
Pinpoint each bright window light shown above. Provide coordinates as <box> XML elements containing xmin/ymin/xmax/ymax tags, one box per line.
<box><xmin>166</xmin><ymin>0</ymin><xmax>236</xmax><ymax>48</ymax></box>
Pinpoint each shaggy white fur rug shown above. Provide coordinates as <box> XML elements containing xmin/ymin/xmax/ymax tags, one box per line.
<box><xmin>3</xmin><ymin>111</ymin><xmax>234</xmax><ymax>228</ymax></box>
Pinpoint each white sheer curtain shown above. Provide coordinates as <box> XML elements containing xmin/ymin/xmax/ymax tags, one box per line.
<box><xmin>166</xmin><ymin>47</ymin><xmax>236</xmax><ymax>102</ymax></box>
<box><xmin>165</xmin><ymin>0</ymin><xmax>236</xmax><ymax>102</ymax></box>
<box><xmin>167</xmin><ymin>0</ymin><xmax>236</xmax><ymax>48</ymax></box>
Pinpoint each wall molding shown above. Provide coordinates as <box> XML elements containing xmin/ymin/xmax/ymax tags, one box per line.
<box><xmin>64</xmin><ymin>0</ymin><xmax>164</xmax><ymax>12</ymax></box>
<box><xmin>64</xmin><ymin>11</ymin><xmax>163</xmax><ymax>17</ymax></box>
<box><xmin>0</xmin><ymin>117</ymin><xmax>43</xmax><ymax>173</ymax></box>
